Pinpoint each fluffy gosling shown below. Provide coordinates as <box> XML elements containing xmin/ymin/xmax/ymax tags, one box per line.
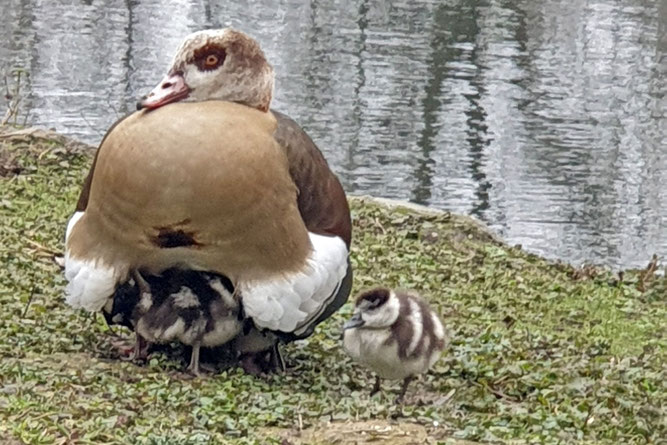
<box><xmin>343</xmin><ymin>287</ymin><xmax>447</xmax><ymax>403</ymax></box>
<box><xmin>104</xmin><ymin>268</ymin><xmax>241</xmax><ymax>375</ymax></box>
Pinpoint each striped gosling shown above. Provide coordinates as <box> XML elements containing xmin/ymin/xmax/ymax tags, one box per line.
<box><xmin>104</xmin><ymin>269</ymin><xmax>241</xmax><ymax>376</ymax></box>
<box><xmin>343</xmin><ymin>287</ymin><xmax>447</xmax><ymax>402</ymax></box>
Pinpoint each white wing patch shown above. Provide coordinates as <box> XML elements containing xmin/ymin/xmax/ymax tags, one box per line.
<box><xmin>240</xmin><ymin>232</ymin><xmax>348</xmax><ymax>333</ymax></box>
<box><xmin>64</xmin><ymin>211</ymin><xmax>123</xmax><ymax>312</ymax></box>
<box><xmin>64</xmin><ymin>253</ymin><xmax>121</xmax><ymax>312</ymax></box>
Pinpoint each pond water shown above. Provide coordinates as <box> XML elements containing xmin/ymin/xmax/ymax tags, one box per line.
<box><xmin>1</xmin><ymin>0</ymin><xmax>665</xmax><ymax>269</ymax></box>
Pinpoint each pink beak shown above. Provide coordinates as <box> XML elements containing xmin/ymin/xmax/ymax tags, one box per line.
<box><xmin>137</xmin><ymin>73</ymin><xmax>190</xmax><ymax>110</ymax></box>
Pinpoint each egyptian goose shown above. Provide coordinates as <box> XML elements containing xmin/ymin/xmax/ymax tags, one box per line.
<box><xmin>64</xmin><ymin>29</ymin><xmax>352</xmax><ymax>365</ymax></box>
<box><xmin>103</xmin><ymin>269</ymin><xmax>239</xmax><ymax>375</ymax></box>
<box><xmin>343</xmin><ymin>288</ymin><xmax>448</xmax><ymax>403</ymax></box>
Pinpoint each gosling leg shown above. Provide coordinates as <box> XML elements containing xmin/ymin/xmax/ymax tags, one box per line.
<box><xmin>395</xmin><ymin>375</ymin><xmax>415</xmax><ymax>404</ymax></box>
<box><xmin>187</xmin><ymin>341</ymin><xmax>202</xmax><ymax>376</ymax></box>
<box><xmin>370</xmin><ymin>375</ymin><xmax>382</xmax><ymax>396</ymax></box>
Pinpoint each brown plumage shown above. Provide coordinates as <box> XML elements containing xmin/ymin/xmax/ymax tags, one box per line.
<box><xmin>68</xmin><ymin>101</ymin><xmax>310</xmax><ymax>281</ymax></box>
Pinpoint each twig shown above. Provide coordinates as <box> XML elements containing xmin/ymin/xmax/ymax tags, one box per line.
<box><xmin>638</xmin><ymin>254</ymin><xmax>659</xmax><ymax>292</ymax></box>
<box><xmin>2</xmin><ymin>67</ymin><xmax>30</xmax><ymax>126</ymax></box>
<box><xmin>22</xmin><ymin>286</ymin><xmax>36</xmax><ymax>318</ymax></box>
<box><xmin>21</xmin><ymin>109</ymin><xmax>30</xmax><ymax>127</ymax></box>
<box><xmin>373</xmin><ymin>217</ymin><xmax>386</xmax><ymax>234</ymax></box>
<box><xmin>23</xmin><ymin>236</ymin><xmax>61</xmax><ymax>256</ymax></box>
<box><xmin>38</xmin><ymin>145</ymin><xmax>55</xmax><ymax>160</ymax></box>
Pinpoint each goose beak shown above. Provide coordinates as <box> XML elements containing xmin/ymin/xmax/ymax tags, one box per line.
<box><xmin>343</xmin><ymin>312</ymin><xmax>365</xmax><ymax>330</ymax></box>
<box><xmin>137</xmin><ymin>73</ymin><xmax>190</xmax><ymax>110</ymax></box>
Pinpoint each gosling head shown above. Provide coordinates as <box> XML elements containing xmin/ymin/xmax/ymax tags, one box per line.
<box><xmin>101</xmin><ymin>278</ymin><xmax>139</xmax><ymax>329</ymax></box>
<box><xmin>343</xmin><ymin>287</ymin><xmax>400</xmax><ymax>331</ymax></box>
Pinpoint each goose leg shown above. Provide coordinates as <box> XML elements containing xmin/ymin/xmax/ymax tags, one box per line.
<box><xmin>370</xmin><ymin>375</ymin><xmax>382</xmax><ymax>396</ymax></box>
<box><xmin>269</xmin><ymin>342</ymin><xmax>285</xmax><ymax>372</ymax></box>
<box><xmin>129</xmin><ymin>271</ymin><xmax>152</xmax><ymax>362</ymax></box>
<box><xmin>133</xmin><ymin>270</ymin><xmax>151</xmax><ymax>297</ymax></box>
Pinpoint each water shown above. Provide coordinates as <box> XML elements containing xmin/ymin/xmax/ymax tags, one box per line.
<box><xmin>1</xmin><ymin>0</ymin><xmax>664</xmax><ymax>269</ymax></box>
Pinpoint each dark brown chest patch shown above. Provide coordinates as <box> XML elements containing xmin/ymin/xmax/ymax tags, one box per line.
<box><xmin>150</xmin><ymin>220</ymin><xmax>200</xmax><ymax>248</ymax></box>
<box><xmin>151</xmin><ymin>228</ymin><xmax>200</xmax><ymax>248</ymax></box>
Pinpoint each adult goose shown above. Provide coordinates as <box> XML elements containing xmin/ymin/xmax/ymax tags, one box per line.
<box><xmin>65</xmin><ymin>29</ymin><xmax>352</xmax><ymax>362</ymax></box>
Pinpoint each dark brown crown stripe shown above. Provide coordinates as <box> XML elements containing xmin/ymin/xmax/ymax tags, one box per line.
<box><xmin>355</xmin><ymin>287</ymin><xmax>390</xmax><ymax>308</ymax></box>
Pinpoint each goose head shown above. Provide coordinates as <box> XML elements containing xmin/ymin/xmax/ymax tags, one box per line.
<box><xmin>138</xmin><ymin>28</ymin><xmax>274</xmax><ymax>112</ymax></box>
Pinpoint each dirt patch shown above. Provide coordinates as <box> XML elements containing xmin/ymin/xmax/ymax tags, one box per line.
<box><xmin>260</xmin><ymin>420</ymin><xmax>473</xmax><ymax>445</ymax></box>
<box><xmin>8</xmin><ymin>352</ymin><xmax>123</xmax><ymax>373</ymax></box>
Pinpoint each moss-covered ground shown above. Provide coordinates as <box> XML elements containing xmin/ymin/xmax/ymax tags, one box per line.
<box><xmin>0</xmin><ymin>127</ymin><xmax>665</xmax><ymax>444</ymax></box>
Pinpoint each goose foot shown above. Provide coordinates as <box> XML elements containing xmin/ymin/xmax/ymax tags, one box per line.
<box><xmin>239</xmin><ymin>352</ymin><xmax>268</xmax><ymax>376</ymax></box>
<box><xmin>239</xmin><ymin>344</ymin><xmax>284</xmax><ymax>376</ymax></box>
<box><xmin>120</xmin><ymin>334</ymin><xmax>149</xmax><ymax>362</ymax></box>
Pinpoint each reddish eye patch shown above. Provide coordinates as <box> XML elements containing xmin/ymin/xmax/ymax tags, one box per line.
<box><xmin>192</xmin><ymin>44</ymin><xmax>226</xmax><ymax>71</ymax></box>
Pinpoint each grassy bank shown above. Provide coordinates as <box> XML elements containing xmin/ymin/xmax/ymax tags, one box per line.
<box><xmin>0</xmin><ymin>127</ymin><xmax>665</xmax><ymax>444</ymax></box>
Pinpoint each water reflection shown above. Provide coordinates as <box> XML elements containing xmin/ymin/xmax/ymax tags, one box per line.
<box><xmin>0</xmin><ymin>0</ymin><xmax>664</xmax><ymax>269</ymax></box>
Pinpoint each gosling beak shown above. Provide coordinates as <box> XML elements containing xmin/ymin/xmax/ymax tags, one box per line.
<box><xmin>137</xmin><ymin>73</ymin><xmax>190</xmax><ymax>110</ymax></box>
<box><xmin>343</xmin><ymin>312</ymin><xmax>365</xmax><ymax>330</ymax></box>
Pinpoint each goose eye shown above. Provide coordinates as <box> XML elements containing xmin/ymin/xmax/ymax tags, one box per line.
<box><xmin>205</xmin><ymin>55</ymin><xmax>219</xmax><ymax>67</ymax></box>
<box><xmin>193</xmin><ymin>47</ymin><xmax>226</xmax><ymax>71</ymax></box>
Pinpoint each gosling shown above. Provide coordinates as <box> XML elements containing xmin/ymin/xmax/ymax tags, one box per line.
<box><xmin>104</xmin><ymin>268</ymin><xmax>241</xmax><ymax>375</ymax></box>
<box><xmin>343</xmin><ymin>287</ymin><xmax>447</xmax><ymax>403</ymax></box>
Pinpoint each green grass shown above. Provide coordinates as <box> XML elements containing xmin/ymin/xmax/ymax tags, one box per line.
<box><xmin>0</xmin><ymin>127</ymin><xmax>665</xmax><ymax>444</ymax></box>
